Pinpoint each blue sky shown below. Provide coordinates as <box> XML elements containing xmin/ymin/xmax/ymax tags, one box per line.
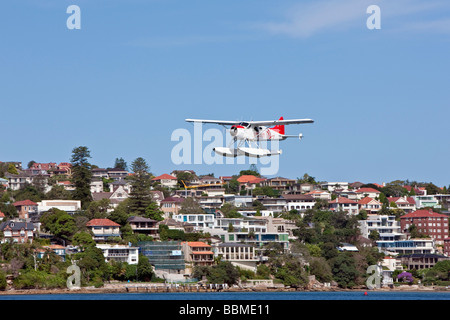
<box><xmin>1</xmin><ymin>0</ymin><xmax>450</xmax><ymax>186</ymax></box>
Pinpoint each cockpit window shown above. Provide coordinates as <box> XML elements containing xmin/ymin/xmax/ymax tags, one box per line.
<box><xmin>239</xmin><ymin>122</ymin><xmax>250</xmax><ymax>127</ymax></box>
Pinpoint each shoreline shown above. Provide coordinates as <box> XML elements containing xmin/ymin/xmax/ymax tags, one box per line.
<box><xmin>1</xmin><ymin>283</ymin><xmax>449</xmax><ymax>296</ymax></box>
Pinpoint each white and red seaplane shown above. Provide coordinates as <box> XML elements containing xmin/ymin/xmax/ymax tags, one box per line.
<box><xmin>185</xmin><ymin>116</ymin><xmax>314</xmax><ymax>158</ymax></box>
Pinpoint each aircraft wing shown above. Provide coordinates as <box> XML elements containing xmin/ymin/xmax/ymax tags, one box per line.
<box><xmin>247</xmin><ymin>119</ymin><xmax>314</xmax><ymax>126</ymax></box>
<box><xmin>185</xmin><ymin>118</ymin><xmax>314</xmax><ymax>126</ymax></box>
<box><xmin>185</xmin><ymin>119</ymin><xmax>240</xmax><ymax>126</ymax></box>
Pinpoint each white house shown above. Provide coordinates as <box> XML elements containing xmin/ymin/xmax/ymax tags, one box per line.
<box><xmin>329</xmin><ymin>197</ymin><xmax>359</xmax><ymax>215</ymax></box>
<box><xmin>321</xmin><ymin>182</ymin><xmax>349</xmax><ymax>192</ymax></box>
<box><xmin>152</xmin><ymin>174</ymin><xmax>178</xmax><ymax>189</ymax></box>
<box><xmin>173</xmin><ymin>213</ymin><xmax>215</xmax><ymax>231</ymax></box>
<box><xmin>357</xmin><ymin>197</ymin><xmax>382</xmax><ymax>214</ymax></box>
<box><xmin>96</xmin><ymin>244</ymin><xmax>139</xmax><ymax>265</ymax></box>
<box><xmin>282</xmin><ymin>194</ymin><xmax>316</xmax><ymax>212</ymax></box>
<box><xmin>355</xmin><ymin>188</ymin><xmax>381</xmax><ymax>200</ymax></box>
<box><xmin>37</xmin><ymin>200</ymin><xmax>82</xmax><ymax>214</ymax></box>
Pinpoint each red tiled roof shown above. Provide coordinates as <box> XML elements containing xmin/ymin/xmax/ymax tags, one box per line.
<box><xmin>86</xmin><ymin>218</ymin><xmax>120</xmax><ymax>227</ymax></box>
<box><xmin>388</xmin><ymin>197</ymin><xmax>415</xmax><ymax>205</ymax></box>
<box><xmin>330</xmin><ymin>197</ymin><xmax>357</xmax><ymax>204</ymax></box>
<box><xmin>355</xmin><ymin>188</ymin><xmax>380</xmax><ymax>194</ymax></box>
<box><xmin>358</xmin><ymin>196</ymin><xmax>380</xmax><ymax>205</ymax></box>
<box><xmin>13</xmin><ymin>200</ymin><xmax>38</xmax><ymax>206</ymax></box>
<box><xmin>400</xmin><ymin>209</ymin><xmax>448</xmax><ymax>219</ymax></box>
<box><xmin>237</xmin><ymin>175</ymin><xmax>259</xmax><ymax>183</ymax></box>
<box><xmin>0</xmin><ymin>211</ymin><xmax>5</xmax><ymax>217</ymax></box>
<box><xmin>152</xmin><ymin>174</ymin><xmax>177</xmax><ymax>180</ymax></box>
<box><xmin>188</xmin><ymin>241</ymin><xmax>211</xmax><ymax>248</ymax></box>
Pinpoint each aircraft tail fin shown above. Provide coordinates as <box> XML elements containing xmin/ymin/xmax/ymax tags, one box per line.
<box><xmin>271</xmin><ymin>116</ymin><xmax>285</xmax><ymax>135</ymax></box>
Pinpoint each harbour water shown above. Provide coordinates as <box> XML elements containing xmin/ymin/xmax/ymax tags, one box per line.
<box><xmin>1</xmin><ymin>291</ymin><xmax>450</xmax><ymax>300</ymax></box>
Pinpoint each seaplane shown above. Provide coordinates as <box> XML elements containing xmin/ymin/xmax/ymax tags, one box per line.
<box><xmin>185</xmin><ymin>116</ymin><xmax>314</xmax><ymax>158</ymax></box>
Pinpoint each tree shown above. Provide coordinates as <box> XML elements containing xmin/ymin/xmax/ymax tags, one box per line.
<box><xmin>193</xmin><ymin>261</ymin><xmax>240</xmax><ymax>285</ymax></box>
<box><xmin>128</xmin><ymin>157</ymin><xmax>152</xmax><ymax>216</ymax></box>
<box><xmin>331</xmin><ymin>252</ymin><xmax>360</xmax><ymax>288</ymax></box>
<box><xmin>224</xmin><ymin>177</ymin><xmax>240</xmax><ymax>194</ymax></box>
<box><xmin>145</xmin><ymin>201</ymin><xmax>164</xmax><ymax>221</ymax></box>
<box><xmin>137</xmin><ymin>254</ymin><xmax>154</xmax><ymax>281</ymax></box>
<box><xmin>70</xmin><ymin>146</ymin><xmax>93</xmax><ymax>208</ymax></box>
<box><xmin>114</xmin><ymin>157</ymin><xmax>128</xmax><ymax>171</ymax></box>
<box><xmin>72</xmin><ymin>231</ymin><xmax>96</xmax><ymax>249</ymax></box>
<box><xmin>297</xmin><ymin>173</ymin><xmax>317</xmax><ymax>184</ymax></box>
<box><xmin>27</xmin><ymin>161</ymin><xmax>36</xmax><ymax>169</ymax></box>
<box><xmin>7</xmin><ymin>164</ymin><xmax>18</xmax><ymax>175</ymax></box>
<box><xmin>179</xmin><ymin>197</ymin><xmax>204</xmax><ymax>214</ymax></box>
<box><xmin>75</xmin><ymin>245</ymin><xmax>109</xmax><ymax>285</ymax></box>
<box><xmin>40</xmin><ymin>208</ymin><xmax>76</xmax><ymax>244</ymax></box>
<box><xmin>85</xmin><ymin>199</ymin><xmax>111</xmax><ymax>220</ymax></box>
<box><xmin>45</xmin><ymin>185</ymin><xmax>72</xmax><ymax>200</ymax></box>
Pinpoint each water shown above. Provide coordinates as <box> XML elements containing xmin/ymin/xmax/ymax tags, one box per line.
<box><xmin>1</xmin><ymin>291</ymin><xmax>450</xmax><ymax>300</ymax></box>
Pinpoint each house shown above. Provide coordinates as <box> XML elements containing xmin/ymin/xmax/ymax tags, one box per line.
<box><xmin>96</xmin><ymin>244</ymin><xmax>139</xmax><ymax>265</ymax></box>
<box><xmin>329</xmin><ymin>197</ymin><xmax>359</xmax><ymax>215</ymax></box>
<box><xmin>357</xmin><ymin>197</ymin><xmax>382</xmax><ymax>214</ymax></box>
<box><xmin>57</xmin><ymin>180</ymin><xmax>75</xmax><ymax>191</ymax></box>
<box><xmin>152</xmin><ymin>174</ymin><xmax>178</xmax><ymax>189</ymax></box>
<box><xmin>404</xmin><ymin>185</ymin><xmax>427</xmax><ymax>196</ymax></box>
<box><xmin>106</xmin><ymin>167</ymin><xmax>129</xmax><ymax>181</ymax></box>
<box><xmin>150</xmin><ymin>190</ymin><xmax>165</xmax><ymax>205</ymax></box>
<box><xmin>282</xmin><ymin>194</ymin><xmax>316</xmax><ymax>212</ymax></box>
<box><xmin>4</xmin><ymin>172</ymin><xmax>34</xmax><ymax>191</ymax></box>
<box><xmin>388</xmin><ymin>197</ymin><xmax>416</xmax><ymax>213</ymax></box>
<box><xmin>160</xmin><ymin>196</ymin><xmax>185</xmax><ymax>218</ymax></box>
<box><xmin>198</xmin><ymin>195</ymin><xmax>224</xmax><ymax>212</ymax></box>
<box><xmin>37</xmin><ymin>200</ymin><xmax>81</xmax><ymax>214</ymax></box>
<box><xmin>223</xmin><ymin>195</ymin><xmax>253</xmax><ymax>208</ymax></box>
<box><xmin>257</xmin><ymin>196</ymin><xmax>287</xmax><ymax>213</ymax></box>
<box><xmin>321</xmin><ymin>182</ymin><xmax>349</xmax><ymax>192</ymax></box>
<box><xmin>260</xmin><ymin>177</ymin><xmax>295</xmax><ymax>192</ymax></box>
<box><xmin>413</xmin><ymin>195</ymin><xmax>440</xmax><ymax>209</ymax></box>
<box><xmin>400</xmin><ymin>209</ymin><xmax>449</xmax><ymax>244</ymax></box>
<box><xmin>217</xmin><ymin>230</ymin><xmax>290</xmax><ymax>251</ymax></box>
<box><xmin>173</xmin><ymin>213</ymin><xmax>215</xmax><ymax>231</ymax></box>
<box><xmin>157</xmin><ymin>218</ymin><xmax>195</xmax><ymax>233</ymax></box>
<box><xmin>90</xmin><ymin>178</ymin><xmax>104</xmax><ymax>193</ymax></box>
<box><xmin>127</xmin><ymin>216</ymin><xmax>159</xmax><ymax>238</ymax></box>
<box><xmin>13</xmin><ymin>199</ymin><xmax>38</xmax><ymax>220</ymax></box>
<box><xmin>237</xmin><ymin>175</ymin><xmax>266</xmax><ymax>190</ymax></box>
<box><xmin>36</xmin><ymin>244</ymin><xmax>66</xmax><ymax>262</ymax></box>
<box><xmin>86</xmin><ymin>218</ymin><xmax>121</xmax><ymax>241</ymax></box>
<box><xmin>182</xmin><ymin>241</ymin><xmax>214</xmax><ymax>267</ymax></box>
<box><xmin>359</xmin><ymin>214</ymin><xmax>403</xmax><ymax>251</ymax></box>
<box><xmin>0</xmin><ymin>177</ymin><xmax>8</xmax><ymax>188</ymax></box>
<box><xmin>92</xmin><ymin>185</ymin><xmax>129</xmax><ymax>209</ymax></box>
<box><xmin>92</xmin><ymin>168</ymin><xmax>109</xmax><ymax>179</ymax></box>
<box><xmin>214</xmin><ymin>243</ymin><xmax>258</xmax><ymax>272</ymax></box>
<box><xmin>378</xmin><ymin>237</ymin><xmax>436</xmax><ymax>255</ymax></box>
<box><xmin>443</xmin><ymin>237</ymin><xmax>450</xmax><ymax>256</ymax></box>
<box><xmin>0</xmin><ymin>211</ymin><xmax>5</xmax><ymax>221</ymax></box>
<box><xmin>306</xmin><ymin>190</ymin><xmax>332</xmax><ymax>201</ymax></box>
<box><xmin>399</xmin><ymin>253</ymin><xmax>449</xmax><ymax>270</ymax></box>
<box><xmin>355</xmin><ymin>187</ymin><xmax>381</xmax><ymax>200</ymax></box>
<box><xmin>138</xmin><ymin>241</ymin><xmax>185</xmax><ymax>273</ymax></box>
<box><xmin>52</xmin><ymin>162</ymin><xmax>72</xmax><ymax>176</ymax></box>
<box><xmin>0</xmin><ymin>220</ymin><xmax>34</xmax><ymax>243</ymax></box>
<box><xmin>199</xmin><ymin>175</ymin><xmax>222</xmax><ymax>186</ymax></box>
<box><xmin>30</xmin><ymin>162</ymin><xmax>57</xmax><ymax>171</ymax></box>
